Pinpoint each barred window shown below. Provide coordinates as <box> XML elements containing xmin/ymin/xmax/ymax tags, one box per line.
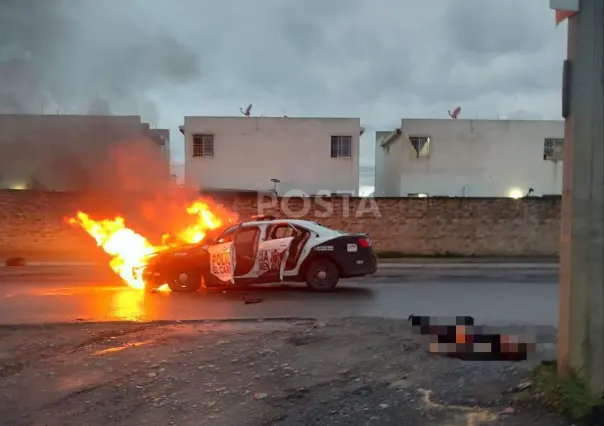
<box><xmin>192</xmin><ymin>134</ymin><xmax>214</xmax><ymax>157</ymax></box>
<box><xmin>409</xmin><ymin>136</ymin><xmax>430</xmax><ymax>158</ymax></box>
<box><xmin>543</xmin><ymin>138</ymin><xmax>563</xmax><ymax>160</ymax></box>
<box><xmin>330</xmin><ymin>135</ymin><xmax>352</xmax><ymax>158</ymax></box>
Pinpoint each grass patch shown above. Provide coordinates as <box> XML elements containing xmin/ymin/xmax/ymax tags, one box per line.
<box><xmin>532</xmin><ymin>361</ymin><xmax>603</xmax><ymax>422</ymax></box>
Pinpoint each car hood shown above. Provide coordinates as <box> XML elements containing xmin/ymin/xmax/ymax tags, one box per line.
<box><xmin>144</xmin><ymin>242</ymin><xmax>206</xmax><ymax>262</ymax></box>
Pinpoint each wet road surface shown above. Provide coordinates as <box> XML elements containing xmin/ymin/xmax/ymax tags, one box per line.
<box><xmin>0</xmin><ymin>266</ymin><xmax>558</xmax><ymax>326</ymax></box>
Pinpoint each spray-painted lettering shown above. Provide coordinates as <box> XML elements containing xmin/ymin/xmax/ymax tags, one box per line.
<box><xmin>259</xmin><ymin>249</ymin><xmax>282</xmax><ymax>272</ymax></box>
<box><xmin>211</xmin><ymin>252</ymin><xmax>231</xmax><ymax>275</ymax></box>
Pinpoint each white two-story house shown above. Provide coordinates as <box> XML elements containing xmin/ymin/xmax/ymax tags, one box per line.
<box><xmin>181</xmin><ymin>116</ymin><xmax>363</xmax><ymax>195</ymax></box>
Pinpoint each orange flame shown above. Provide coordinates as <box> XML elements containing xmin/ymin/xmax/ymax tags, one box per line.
<box><xmin>68</xmin><ymin>213</ymin><xmax>163</xmax><ymax>289</ymax></box>
<box><xmin>162</xmin><ymin>201</ymin><xmax>224</xmax><ymax>244</ymax></box>
<box><xmin>68</xmin><ymin>199</ymin><xmax>235</xmax><ymax>290</ymax></box>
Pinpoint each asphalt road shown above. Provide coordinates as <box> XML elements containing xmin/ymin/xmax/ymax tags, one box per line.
<box><xmin>0</xmin><ymin>265</ymin><xmax>558</xmax><ymax>327</ymax></box>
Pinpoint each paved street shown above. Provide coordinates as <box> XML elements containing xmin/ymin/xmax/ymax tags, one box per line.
<box><xmin>0</xmin><ymin>263</ymin><xmax>564</xmax><ymax>426</ymax></box>
<box><xmin>0</xmin><ymin>264</ymin><xmax>558</xmax><ymax>326</ymax></box>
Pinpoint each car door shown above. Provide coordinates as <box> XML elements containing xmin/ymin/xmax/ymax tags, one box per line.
<box><xmin>257</xmin><ymin>223</ymin><xmax>297</xmax><ymax>282</ymax></box>
<box><xmin>206</xmin><ymin>227</ymin><xmax>238</xmax><ymax>284</ymax></box>
<box><xmin>231</xmin><ymin>226</ymin><xmax>261</xmax><ymax>280</ymax></box>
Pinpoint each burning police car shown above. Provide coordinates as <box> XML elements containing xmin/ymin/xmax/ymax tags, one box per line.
<box><xmin>140</xmin><ymin>215</ymin><xmax>377</xmax><ymax>292</ymax></box>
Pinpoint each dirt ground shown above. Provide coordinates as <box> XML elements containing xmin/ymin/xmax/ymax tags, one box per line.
<box><xmin>0</xmin><ymin>318</ymin><xmax>570</xmax><ymax>426</ymax></box>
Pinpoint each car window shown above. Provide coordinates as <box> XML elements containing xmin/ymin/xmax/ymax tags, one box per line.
<box><xmin>235</xmin><ymin>227</ymin><xmax>258</xmax><ymax>246</ymax></box>
<box><xmin>268</xmin><ymin>224</ymin><xmax>302</xmax><ymax>239</ymax></box>
<box><xmin>215</xmin><ymin>227</ymin><xmax>238</xmax><ymax>243</ymax></box>
<box><xmin>275</xmin><ymin>225</ymin><xmax>295</xmax><ymax>239</ymax></box>
<box><xmin>280</xmin><ymin>227</ymin><xmax>295</xmax><ymax>238</ymax></box>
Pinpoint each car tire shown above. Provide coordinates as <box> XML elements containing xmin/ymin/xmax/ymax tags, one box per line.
<box><xmin>167</xmin><ymin>268</ymin><xmax>201</xmax><ymax>292</ymax></box>
<box><xmin>305</xmin><ymin>258</ymin><xmax>339</xmax><ymax>292</ymax></box>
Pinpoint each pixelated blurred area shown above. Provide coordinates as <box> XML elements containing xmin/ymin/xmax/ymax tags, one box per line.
<box><xmin>408</xmin><ymin>315</ymin><xmax>544</xmax><ymax>361</ymax></box>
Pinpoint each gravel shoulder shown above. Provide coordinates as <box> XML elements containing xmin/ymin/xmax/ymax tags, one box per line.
<box><xmin>0</xmin><ymin>318</ymin><xmax>570</xmax><ymax>426</ymax></box>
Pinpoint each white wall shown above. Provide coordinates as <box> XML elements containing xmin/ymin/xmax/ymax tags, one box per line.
<box><xmin>375</xmin><ymin>119</ymin><xmax>565</xmax><ymax>197</ymax></box>
<box><xmin>374</xmin><ymin>131</ymin><xmax>403</xmax><ymax>197</ymax></box>
<box><xmin>183</xmin><ymin>116</ymin><xmax>360</xmax><ymax>195</ymax></box>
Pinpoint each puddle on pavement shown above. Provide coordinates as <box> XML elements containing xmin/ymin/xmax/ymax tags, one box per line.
<box><xmin>5</xmin><ymin>286</ymin><xmax>131</xmax><ymax>297</ymax></box>
<box><xmin>3</xmin><ymin>286</ymin><xmax>165</xmax><ymax>322</ymax></box>
<box><xmin>108</xmin><ymin>290</ymin><xmax>148</xmax><ymax>321</ymax></box>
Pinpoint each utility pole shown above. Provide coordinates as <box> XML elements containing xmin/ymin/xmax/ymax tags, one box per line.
<box><xmin>556</xmin><ymin>0</ymin><xmax>604</xmax><ymax>396</ymax></box>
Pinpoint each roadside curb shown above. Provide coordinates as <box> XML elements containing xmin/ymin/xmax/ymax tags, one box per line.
<box><xmin>377</xmin><ymin>263</ymin><xmax>559</xmax><ymax>270</ymax></box>
<box><xmin>377</xmin><ymin>257</ymin><xmax>558</xmax><ymax>264</ymax></box>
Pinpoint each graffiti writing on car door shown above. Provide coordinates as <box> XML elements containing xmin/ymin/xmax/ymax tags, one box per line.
<box><xmin>211</xmin><ymin>252</ymin><xmax>231</xmax><ymax>275</ymax></box>
<box><xmin>259</xmin><ymin>249</ymin><xmax>283</xmax><ymax>272</ymax></box>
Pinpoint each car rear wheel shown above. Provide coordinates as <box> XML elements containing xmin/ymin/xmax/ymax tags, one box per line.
<box><xmin>167</xmin><ymin>268</ymin><xmax>201</xmax><ymax>292</ymax></box>
<box><xmin>305</xmin><ymin>258</ymin><xmax>339</xmax><ymax>292</ymax></box>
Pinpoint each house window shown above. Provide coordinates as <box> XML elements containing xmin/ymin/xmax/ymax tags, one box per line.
<box><xmin>331</xmin><ymin>135</ymin><xmax>352</xmax><ymax>158</ymax></box>
<box><xmin>543</xmin><ymin>138</ymin><xmax>563</xmax><ymax>160</ymax></box>
<box><xmin>192</xmin><ymin>134</ymin><xmax>214</xmax><ymax>157</ymax></box>
<box><xmin>409</xmin><ymin>136</ymin><xmax>430</xmax><ymax>158</ymax></box>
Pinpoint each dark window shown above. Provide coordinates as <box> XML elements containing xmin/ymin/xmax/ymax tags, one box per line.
<box><xmin>193</xmin><ymin>134</ymin><xmax>214</xmax><ymax>157</ymax></box>
<box><xmin>268</xmin><ymin>224</ymin><xmax>301</xmax><ymax>240</ymax></box>
<box><xmin>409</xmin><ymin>136</ymin><xmax>430</xmax><ymax>158</ymax></box>
<box><xmin>544</xmin><ymin>138</ymin><xmax>563</xmax><ymax>160</ymax></box>
<box><xmin>234</xmin><ymin>227</ymin><xmax>258</xmax><ymax>246</ymax></box>
<box><xmin>331</xmin><ymin>135</ymin><xmax>352</xmax><ymax>158</ymax></box>
<box><xmin>215</xmin><ymin>227</ymin><xmax>237</xmax><ymax>243</ymax></box>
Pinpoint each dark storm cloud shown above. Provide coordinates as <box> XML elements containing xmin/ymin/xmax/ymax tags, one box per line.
<box><xmin>445</xmin><ymin>0</ymin><xmax>553</xmax><ymax>57</ymax></box>
<box><xmin>392</xmin><ymin>0</ymin><xmax>566</xmax><ymax>110</ymax></box>
<box><xmin>0</xmin><ymin>0</ymin><xmax>566</xmax><ymax>165</ymax></box>
<box><xmin>0</xmin><ymin>0</ymin><xmax>199</xmax><ymax>119</ymax></box>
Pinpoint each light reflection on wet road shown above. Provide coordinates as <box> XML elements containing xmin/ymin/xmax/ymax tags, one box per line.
<box><xmin>0</xmin><ymin>270</ymin><xmax>558</xmax><ymax>326</ymax></box>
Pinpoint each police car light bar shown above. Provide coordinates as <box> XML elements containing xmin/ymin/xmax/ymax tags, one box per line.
<box><xmin>251</xmin><ymin>215</ymin><xmax>276</xmax><ymax>221</ymax></box>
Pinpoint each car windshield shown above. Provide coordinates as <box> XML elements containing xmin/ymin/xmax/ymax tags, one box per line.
<box><xmin>212</xmin><ymin>225</ymin><xmax>237</xmax><ymax>241</ymax></box>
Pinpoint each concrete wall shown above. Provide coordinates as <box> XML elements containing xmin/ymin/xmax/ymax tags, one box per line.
<box><xmin>0</xmin><ymin>190</ymin><xmax>561</xmax><ymax>260</ymax></box>
<box><xmin>375</xmin><ymin>119</ymin><xmax>565</xmax><ymax>197</ymax></box>
<box><xmin>0</xmin><ymin>114</ymin><xmax>170</xmax><ymax>191</ymax></box>
<box><xmin>375</xmin><ymin>130</ymin><xmax>403</xmax><ymax>197</ymax></box>
<box><xmin>149</xmin><ymin>128</ymin><xmax>170</xmax><ymax>163</ymax></box>
<box><xmin>183</xmin><ymin>116</ymin><xmax>361</xmax><ymax>195</ymax></box>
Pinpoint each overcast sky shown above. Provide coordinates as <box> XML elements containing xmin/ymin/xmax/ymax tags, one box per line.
<box><xmin>1</xmin><ymin>0</ymin><xmax>567</xmax><ymax>173</ymax></box>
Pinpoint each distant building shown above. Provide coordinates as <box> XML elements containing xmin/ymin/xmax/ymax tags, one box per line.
<box><xmin>375</xmin><ymin>119</ymin><xmax>564</xmax><ymax>197</ymax></box>
<box><xmin>147</xmin><ymin>127</ymin><xmax>170</xmax><ymax>164</ymax></box>
<box><xmin>180</xmin><ymin>116</ymin><xmax>363</xmax><ymax>195</ymax></box>
<box><xmin>0</xmin><ymin>114</ymin><xmax>170</xmax><ymax>191</ymax></box>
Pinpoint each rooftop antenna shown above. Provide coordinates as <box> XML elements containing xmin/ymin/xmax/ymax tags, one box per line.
<box><xmin>240</xmin><ymin>104</ymin><xmax>252</xmax><ymax>117</ymax></box>
<box><xmin>448</xmin><ymin>106</ymin><xmax>461</xmax><ymax>119</ymax></box>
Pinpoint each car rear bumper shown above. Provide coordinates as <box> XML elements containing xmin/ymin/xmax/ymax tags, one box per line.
<box><xmin>340</xmin><ymin>251</ymin><xmax>378</xmax><ymax>278</ymax></box>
